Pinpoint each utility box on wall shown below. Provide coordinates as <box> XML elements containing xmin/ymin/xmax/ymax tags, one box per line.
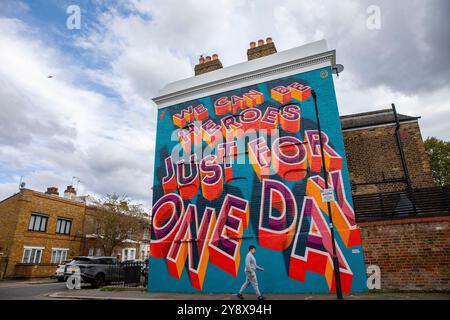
<box><xmin>150</xmin><ymin>40</ymin><xmax>367</xmax><ymax>293</ymax></box>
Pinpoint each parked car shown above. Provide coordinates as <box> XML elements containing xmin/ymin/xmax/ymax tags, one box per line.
<box><xmin>54</xmin><ymin>260</ymin><xmax>71</xmax><ymax>282</ymax></box>
<box><xmin>64</xmin><ymin>256</ymin><xmax>120</xmax><ymax>288</ymax></box>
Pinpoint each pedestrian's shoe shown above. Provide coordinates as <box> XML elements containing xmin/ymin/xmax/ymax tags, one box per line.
<box><xmin>257</xmin><ymin>295</ymin><xmax>265</xmax><ymax>300</ymax></box>
<box><xmin>237</xmin><ymin>293</ymin><xmax>244</xmax><ymax>300</ymax></box>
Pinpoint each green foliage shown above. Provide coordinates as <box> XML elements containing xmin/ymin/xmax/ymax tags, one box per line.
<box><xmin>424</xmin><ymin>137</ymin><xmax>450</xmax><ymax>186</ymax></box>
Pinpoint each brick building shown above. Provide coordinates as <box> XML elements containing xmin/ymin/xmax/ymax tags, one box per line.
<box><xmin>340</xmin><ymin>109</ymin><xmax>449</xmax><ymax>291</ymax></box>
<box><xmin>0</xmin><ymin>186</ymin><xmax>150</xmax><ymax>279</ymax></box>
<box><xmin>0</xmin><ymin>187</ymin><xmax>85</xmax><ymax>279</ymax></box>
<box><xmin>150</xmin><ymin>37</ymin><xmax>448</xmax><ymax>293</ymax></box>
<box><xmin>340</xmin><ymin>108</ymin><xmax>435</xmax><ymax>195</ymax></box>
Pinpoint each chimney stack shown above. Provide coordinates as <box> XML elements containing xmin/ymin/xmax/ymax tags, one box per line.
<box><xmin>247</xmin><ymin>37</ymin><xmax>277</xmax><ymax>61</ymax></box>
<box><xmin>45</xmin><ymin>187</ymin><xmax>59</xmax><ymax>196</ymax></box>
<box><xmin>194</xmin><ymin>53</ymin><xmax>223</xmax><ymax>76</ymax></box>
<box><xmin>64</xmin><ymin>185</ymin><xmax>76</xmax><ymax>199</ymax></box>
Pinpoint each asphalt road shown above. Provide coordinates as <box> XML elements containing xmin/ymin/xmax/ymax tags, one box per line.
<box><xmin>0</xmin><ymin>282</ymin><xmax>71</xmax><ymax>300</ymax></box>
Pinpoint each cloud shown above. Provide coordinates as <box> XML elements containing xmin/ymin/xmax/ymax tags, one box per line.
<box><xmin>0</xmin><ymin>17</ymin><xmax>154</xmax><ymax>208</ymax></box>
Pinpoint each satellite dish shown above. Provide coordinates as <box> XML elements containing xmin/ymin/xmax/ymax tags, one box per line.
<box><xmin>332</xmin><ymin>64</ymin><xmax>344</xmax><ymax>78</ymax></box>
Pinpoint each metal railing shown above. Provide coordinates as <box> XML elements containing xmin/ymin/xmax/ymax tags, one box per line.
<box><xmin>106</xmin><ymin>260</ymin><xmax>148</xmax><ymax>287</ymax></box>
<box><xmin>353</xmin><ymin>186</ymin><xmax>450</xmax><ymax>222</ymax></box>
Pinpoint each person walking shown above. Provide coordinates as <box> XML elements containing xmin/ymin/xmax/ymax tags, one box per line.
<box><xmin>237</xmin><ymin>245</ymin><xmax>265</xmax><ymax>300</ymax></box>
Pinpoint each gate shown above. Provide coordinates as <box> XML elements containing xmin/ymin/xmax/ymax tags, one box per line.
<box><xmin>107</xmin><ymin>260</ymin><xmax>147</xmax><ymax>287</ymax></box>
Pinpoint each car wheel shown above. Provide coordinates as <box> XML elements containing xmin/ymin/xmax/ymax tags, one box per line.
<box><xmin>92</xmin><ymin>274</ymin><xmax>106</xmax><ymax>288</ymax></box>
<box><xmin>57</xmin><ymin>277</ymin><xmax>65</xmax><ymax>282</ymax></box>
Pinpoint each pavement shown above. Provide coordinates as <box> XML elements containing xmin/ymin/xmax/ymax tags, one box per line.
<box><xmin>48</xmin><ymin>288</ymin><xmax>450</xmax><ymax>300</ymax></box>
<box><xmin>1</xmin><ymin>279</ymin><xmax>449</xmax><ymax>300</ymax></box>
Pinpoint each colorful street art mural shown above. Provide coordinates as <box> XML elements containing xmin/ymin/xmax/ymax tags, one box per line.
<box><xmin>150</xmin><ymin>66</ymin><xmax>367</xmax><ymax>293</ymax></box>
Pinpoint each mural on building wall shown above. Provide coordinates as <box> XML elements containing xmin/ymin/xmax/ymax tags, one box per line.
<box><xmin>150</xmin><ymin>67</ymin><xmax>367</xmax><ymax>293</ymax></box>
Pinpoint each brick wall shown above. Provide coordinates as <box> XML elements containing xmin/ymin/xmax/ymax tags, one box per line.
<box><xmin>343</xmin><ymin>122</ymin><xmax>435</xmax><ymax>195</ymax></box>
<box><xmin>360</xmin><ymin>216</ymin><xmax>450</xmax><ymax>291</ymax></box>
<box><xmin>0</xmin><ymin>193</ymin><xmax>21</xmax><ymax>260</ymax></box>
<box><xmin>14</xmin><ymin>264</ymin><xmax>58</xmax><ymax>278</ymax></box>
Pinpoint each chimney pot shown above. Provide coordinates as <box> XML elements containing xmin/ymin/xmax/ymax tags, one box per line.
<box><xmin>247</xmin><ymin>37</ymin><xmax>277</xmax><ymax>61</ymax></box>
<box><xmin>194</xmin><ymin>53</ymin><xmax>223</xmax><ymax>76</ymax></box>
<box><xmin>45</xmin><ymin>187</ymin><xmax>59</xmax><ymax>196</ymax></box>
<box><xmin>64</xmin><ymin>185</ymin><xmax>77</xmax><ymax>199</ymax></box>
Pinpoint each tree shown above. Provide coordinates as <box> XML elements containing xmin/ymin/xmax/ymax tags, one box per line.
<box><xmin>424</xmin><ymin>137</ymin><xmax>450</xmax><ymax>186</ymax></box>
<box><xmin>91</xmin><ymin>194</ymin><xmax>149</xmax><ymax>256</ymax></box>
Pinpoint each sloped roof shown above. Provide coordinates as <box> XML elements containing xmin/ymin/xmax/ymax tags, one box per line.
<box><xmin>340</xmin><ymin>109</ymin><xmax>420</xmax><ymax>130</ymax></box>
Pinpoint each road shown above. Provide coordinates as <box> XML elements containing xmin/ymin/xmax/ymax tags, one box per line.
<box><xmin>0</xmin><ymin>281</ymin><xmax>75</xmax><ymax>300</ymax></box>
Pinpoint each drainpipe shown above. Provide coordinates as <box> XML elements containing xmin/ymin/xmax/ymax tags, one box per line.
<box><xmin>392</xmin><ymin>104</ymin><xmax>417</xmax><ymax>214</ymax></box>
<box><xmin>392</xmin><ymin>103</ymin><xmax>412</xmax><ymax>191</ymax></box>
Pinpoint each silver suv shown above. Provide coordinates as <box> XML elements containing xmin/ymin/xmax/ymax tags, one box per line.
<box><xmin>64</xmin><ymin>256</ymin><xmax>121</xmax><ymax>288</ymax></box>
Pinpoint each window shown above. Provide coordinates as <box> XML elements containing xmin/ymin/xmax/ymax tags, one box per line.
<box><xmin>56</xmin><ymin>218</ymin><xmax>72</xmax><ymax>235</ymax></box>
<box><xmin>22</xmin><ymin>247</ymin><xmax>44</xmax><ymax>264</ymax></box>
<box><xmin>143</xmin><ymin>228</ymin><xmax>150</xmax><ymax>240</ymax></box>
<box><xmin>51</xmin><ymin>248</ymin><xmax>69</xmax><ymax>264</ymax></box>
<box><xmin>140</xmin><ymin>250</ymin><xmax>149</xmax><ymax>260</ymax></box>
<box><xmin>71</xmin><ymin>257</ymin><xmax>93</xmax><ymax>264</ymax></box>
<box><xmin>98</xmin><ymin>258</ymin><xmax>116</xmax><ymax>265</ymax></box>
<box><xmin>122</xmin><ymin>248</ymin><xmax>136</xmax><ymax>261</ymax></box>
<box><xmin>94</xmin><ymin>221</ymin><xmax>101</xmax><ymax>234</ymax></box>
<box><xmin>95</xmin><ymin>248</ymin><xmax>102</xmax><ymax>256</ymax></box>
<box><xmin>28</xmin><ymin>213</ymin><xmax>48</xmax><ymax>232</ymax></box>
<box><xmin>126</xmin><ymin>229</ymin><xmax>133</xmax><ymax>239</ymax></box>
<box><xmin>88</xmin><ymin>248</ymin><xmax>94</xmax><ymax>256</ymax></box>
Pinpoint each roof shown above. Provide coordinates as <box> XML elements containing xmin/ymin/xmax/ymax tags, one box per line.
<box><xmin>0</xmin><ymin>188</ymin><xmax>86</xmax><ymax>206</ymax></box>
<box><xmin>340</xmin><ymin>109</ymin><xmax>420</xmax><ymax>130</ymax></box>
<box><xmin>153</xmin><ymin>39</ymin><xmax>336</xmax><ymax>108</ymax></box>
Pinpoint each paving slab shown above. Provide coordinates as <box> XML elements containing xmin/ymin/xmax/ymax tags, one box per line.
<box><xmin>47</xmin><ymin>289</ymin><xmax>450</xmax><ymax>300</ymax></box>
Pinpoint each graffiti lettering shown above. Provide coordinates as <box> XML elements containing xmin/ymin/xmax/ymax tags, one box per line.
<box><xmin>208</xmin><ymin>195</ymin><xmax>250</xmax><ymax>276</ymax></box>
<box><xmin>152</xmin><ymin>73</ymin><xmax>366</xmax><ymax>293</ymax></box>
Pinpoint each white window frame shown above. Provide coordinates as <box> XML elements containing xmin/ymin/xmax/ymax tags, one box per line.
<box><xmin>122</xmin><ymin>248</ymin><xmax>136</xmax><ymax>261</ymax></box>
<box><xmin>51</xmin><ymin>248</ymin><xmax>69</xmax><ymax>264</ymax></box>
<box><xmin>88</xmin><ymin>248</ymin><xmax>94</xmax><ymax>256</ymax></box>
<box><xmin>22</xmin><ymin>246</ymin><xmax>44</xmax><ymax>264</ymax></box>
<box><xmin>56</xmin><ymin>218</ymin><xmax>72</xmax><ymax>235</ymax></box>
<box><xmin>28</xmin><ymin>214</ymin><xmax>48</xmax><ymax>232</ymax></box>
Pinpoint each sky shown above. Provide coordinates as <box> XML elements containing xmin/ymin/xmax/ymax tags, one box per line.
<box><xmin>0</xmin><ymin>0</ymin><xmax>449</xmax><ymax>209</ymax></box>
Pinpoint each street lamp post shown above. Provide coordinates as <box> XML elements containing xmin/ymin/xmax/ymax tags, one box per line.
<box><xmin>311</xmin><ymin>89</ymin><xmax>344</xmax><ymax>300</ymax></box>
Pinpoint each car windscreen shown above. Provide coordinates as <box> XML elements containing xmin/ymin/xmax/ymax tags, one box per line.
<box><xmin>69</xmin><ymin>258</ymin><xmax>93</xmax><ymax>264</ymax></box>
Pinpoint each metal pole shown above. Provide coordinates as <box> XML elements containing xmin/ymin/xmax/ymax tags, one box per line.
<box><xmin>311</xmin><ymin>90</ymin><xmax>344</xmax><ymax>300</ymax></box>
<box><xmin>392</xmin><ymin>103</ymin><xmax>417</xmax><ymax>214</ymax></box>
<box><xmin>392</xmin><ymin>104</ymin><xmax>412</xmax><ymax>191</ymax></box>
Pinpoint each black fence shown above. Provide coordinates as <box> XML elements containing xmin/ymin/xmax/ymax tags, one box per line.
<box><xmin>353</xmin><ymin>186</ymin><xmax>450</xmax><ymax>222</ymax></box>
<box><xmin>106</xmin><ymin>260</ymin><xmax>148</xmax><ymax>287</ymax></box>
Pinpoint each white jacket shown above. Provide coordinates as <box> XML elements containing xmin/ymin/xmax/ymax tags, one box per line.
<box><xmin>244</xmin><ymin>252</ymin><xmax>264</xmax><ymax>273</ymax></box>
